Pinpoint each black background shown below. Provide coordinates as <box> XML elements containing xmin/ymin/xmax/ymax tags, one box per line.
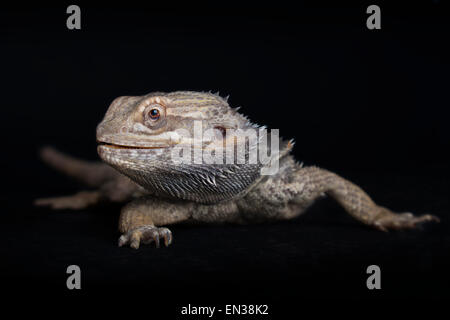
<box><xmin>1</xmin><ymin>0</ymin><xmax>449</xmax><ymax>314</ymax></box>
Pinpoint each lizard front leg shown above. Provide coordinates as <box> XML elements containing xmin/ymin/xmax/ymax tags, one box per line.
<box><xmin>118</xmin><ymin>198</ymin><xmax>193</xmax><ymax>249</ymax></box>
<box><xmin>118</xmin><ymin>197</ymin><xmax>241</xmax><ymax>249</ymax></box>
<box><xmin>283</xmin><ymin>166</ymin><xmax>439</xmax><ymax>231</ymax></box>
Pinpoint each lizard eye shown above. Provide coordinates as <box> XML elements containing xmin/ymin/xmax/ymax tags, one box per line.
<box><xmin>143</xmin><ymin>104</ymin><xmax>165</xmax><ymax>127</ymax></box>
<box><xmin>149</xmin><ymin>108</ymin><xmax>160</xmax><ymax>120</ymax></box>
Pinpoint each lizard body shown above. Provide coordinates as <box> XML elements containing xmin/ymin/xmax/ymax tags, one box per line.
<box><xmin>35</xmin><ymin>91</ymin><xmax>439</xmax><ymax>249</ymax></box>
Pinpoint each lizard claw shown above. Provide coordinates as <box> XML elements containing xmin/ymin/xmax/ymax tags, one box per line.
<box><xmin>371</xmin><ymin>207</ymin><xmax>440</xmax><ymax>232</ymax></box>
<box><xmin>118</xmin><ymin>226</ymin><xmax>172</xmax><ymax>249</ymax></box>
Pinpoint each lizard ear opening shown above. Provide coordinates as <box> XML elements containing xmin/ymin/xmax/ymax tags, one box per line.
<box><xmin>214</xmin><ymin>126</ymin><xmax>227</xmax><ymax>138</ymax></box>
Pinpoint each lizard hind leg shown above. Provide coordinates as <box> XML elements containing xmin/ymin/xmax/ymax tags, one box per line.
<box><xmin>35</xmin><ymin>146</ymin><xmax>138</xmax><ymax>209</ymax></box>
<box><xmin>34</xmin><ymin>190</ymin><xmax>101</xmax><ymax>210</ymax></box>
<box><xmin>35</xmin><ymin>146</ymin><xmax>109</xmax><ymax>209</ymax></box>
<box><xmin>39</xmin><ymin>146</ymin><xmax>118</xmax><ymax>187</ymax></box>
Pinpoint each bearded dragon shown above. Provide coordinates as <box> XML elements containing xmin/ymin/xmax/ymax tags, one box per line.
<box><xmin>35</xmin><ymin>91</ymin><xmax>439</xmax><ymax>249</ymax></box>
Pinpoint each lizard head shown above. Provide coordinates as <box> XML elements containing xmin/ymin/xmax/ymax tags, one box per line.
<box><xmin>97</xmin><ymin>91</ymin><xmax>277</xmax><ymax>203</ymax></box>
<box><xmin>96</xmin><ymin>91</ymin><xmax>251</xmax><ymax>149</ymax></box>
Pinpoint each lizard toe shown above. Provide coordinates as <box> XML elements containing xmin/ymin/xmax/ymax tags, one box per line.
<box><xmin>371</xmin><ymin>207</ymin><xmax>440</xmax><ymax>231</ymax></box>
<box><xmin>118</xmin><ymin>226</ymin><xmax>173</xmax><ymax>249</ymax></box>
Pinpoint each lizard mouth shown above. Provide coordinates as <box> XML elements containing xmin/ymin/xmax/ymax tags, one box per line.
<box><xmin>98</xmin><ymin>142</ymin><xmax>167</xmax><ymax>149</ymax></box>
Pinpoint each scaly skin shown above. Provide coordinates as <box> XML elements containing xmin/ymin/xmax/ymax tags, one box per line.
<box><xmin>35</xmin><ymin>91</ymin><xmax>439</xmax><ymax>249</ymax></box>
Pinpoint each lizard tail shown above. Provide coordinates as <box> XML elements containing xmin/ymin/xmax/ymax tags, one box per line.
<box><xmin>39</xmin><ymin>146</ymin><xmax>115</xmax><ymax>187</ymax></box>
